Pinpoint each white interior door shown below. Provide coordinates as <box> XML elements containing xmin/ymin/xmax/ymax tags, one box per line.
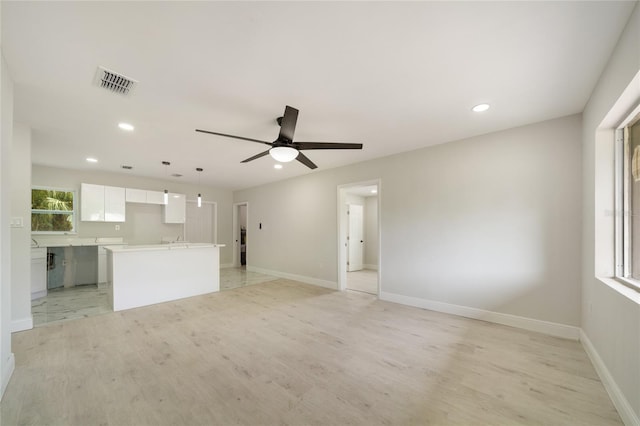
<box><xmin>347</xmin><ymin>204</ymin><xmax>364</xmax><ymax>271</ymax></box>
<box><xmin>186</xmin><ymin>201</ymin><xmax>215</xmax><ymax>243</ymax></box>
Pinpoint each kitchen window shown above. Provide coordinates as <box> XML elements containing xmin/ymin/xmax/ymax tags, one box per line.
<box><xmin>31</xmin><ymin>187</ymin><xmax>76</xmax><ymax>233</ymax></box>
<box><xmin>615</xmin><ymin>106</ymin><xmax>640</xmax><ymax>291</ymax></box>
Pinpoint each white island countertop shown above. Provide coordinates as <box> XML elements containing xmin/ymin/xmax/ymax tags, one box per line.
<box><xmin>106</xmin><ymin>243</ymin><xmax>225</xmax><ymax>252</ymax></box>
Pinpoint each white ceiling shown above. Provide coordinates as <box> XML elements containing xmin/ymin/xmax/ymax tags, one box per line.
<box><xmin>2</xmin><ymin>1</ymin><xmax>636</xmax><ymax>190</ymax></box>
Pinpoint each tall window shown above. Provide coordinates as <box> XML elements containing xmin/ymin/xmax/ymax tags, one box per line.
<box><xmin>31</xmin><ymin>187</ymin><xmax>76</xmax><ymax>233</ymax></box>
<box><xmin>616</xmin><ymin>110</ymin><xmax>640</xmax><ymax>290</ymax></box>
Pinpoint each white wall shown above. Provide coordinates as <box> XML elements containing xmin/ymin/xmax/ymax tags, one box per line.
<box><xmin>10</xmin><ymin>123</ymin><xmax>31</xmax><ymax>331</ymax></box>
<box><xmin>234</xmin><ymin>114</ymin><xmax>582</xmax><ymax>330</ymax></box>
<box><xmin>582</xmin><ymin>3</ymin><xmax>640</xmax><ymax>424</ymax></box>
<box><xmin>0</xmin><ymin>50</ymin><xmax>16</xmax><ymax>399</ymax></box>
<box><xmin>31</xmin><ymin>165</ymin><xmax>234</xmax><ymax>265</ymax></box>
<box><xmin>364</xmin><ymin>196</ymin><xmax>378</xmax><ymax>268</ymax></box>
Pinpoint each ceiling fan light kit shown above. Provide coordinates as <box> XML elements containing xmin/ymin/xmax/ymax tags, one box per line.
<box><xmin>196</xmin><ymin>105</ymin><xmax>363</xmax><ymax>170</ymax></box>
<box><xmin>269</xmin><ymin>146</ymin><xmax>298</xmax><ymax>162</ymax></box>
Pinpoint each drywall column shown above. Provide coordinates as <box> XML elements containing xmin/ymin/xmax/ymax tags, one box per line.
<box><xmin>11</xmin><ymin>124</ymin><xmax>32</xmax><ymax>331</ymax></box>
<box><xmin>1</xmin><ymin>48</ymin><xmax>16</xmax><ymax>398</ymax></box>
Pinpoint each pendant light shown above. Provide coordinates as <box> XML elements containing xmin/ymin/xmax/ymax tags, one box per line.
<box><xmin>162</xmin><ymin>161</ymin><xmax>170</xmax><ymax>204</ymax></box>
<box><xmin>196</xmin><ymin>167</ymin><xmax>203</xmax><ymax>207</ymax></box>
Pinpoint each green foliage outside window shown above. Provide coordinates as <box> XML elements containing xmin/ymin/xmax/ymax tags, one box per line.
<box><xmin>31</xmin><ymin>188</ymin><xmax>75</xmax><ymax>232</ymax></box>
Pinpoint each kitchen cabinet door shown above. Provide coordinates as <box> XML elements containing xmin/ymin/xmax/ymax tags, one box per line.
<box><xmin>81</xmin><ymin>183</ymin><xmax>105</xmax><ymax>221</ymax></box>
<box><xmin>125</xmin><ymin>188</ymin><xmax>147</xmax><ymax>203</ymax></box>
<box><xmin>81</xmin><ymin>183</ymin><xmax>126</xmax><ymax>222</ymax></box>
<box><xmin>31</xmin><ymin>248</ymin><xmax>47</xmax><ymax>299</ymax></box>
<box><xmin>105</xmin><ymin>186</ymin><xmax>126</xmax><ymax>222</ymax></box>
<box><xmin>163</xmin><ymin>193</ymin><xmax>186</xmax><ymax>223</ymax></box>
<box><xmin>146</xmin><ymin>190</ymin><xmax>166</xmax><ymax>205</ymax></box>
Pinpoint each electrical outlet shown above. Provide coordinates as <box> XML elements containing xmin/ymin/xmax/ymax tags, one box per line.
<box><xmin>115</xmin><ymin>225</ymin><xmax>120</xmax><ymax>231</ymax></box>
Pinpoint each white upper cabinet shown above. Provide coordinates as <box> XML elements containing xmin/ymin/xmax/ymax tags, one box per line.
<box><xmin>125</xmin><ymin>188</ymin><xmax>166</xmax><ymax>205</ymax></box>
<box><xmin>163</xmin><ymin>193</ymin><xmax>186</xmax><ymax>223</ymax></box>
<box><xmin>81</xmin><ymin>183</ymin><xmax>125</xmax><ymax>222</ymax></box>
<box><xmin>105</xmin><ymin>186</ymin><xmax>126</xmax><ymax>222</ymax></box>
<box><xmin>81</xmin><ymin>183</ymin><xmax>105</xmax><ymax>221</ymax></box>
<box><xmin>125</xmin><ymin>188</ymin><xmax>147</xmax><ymax>203</ymax></box>
<box><xmin>146</xmin><ymin>190</ymin><xmax>166</xmax><ymax>205</ymax></box>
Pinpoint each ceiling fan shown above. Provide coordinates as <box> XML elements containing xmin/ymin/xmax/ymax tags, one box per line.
<box><xmin>195</xmin><ymin>105</ymin><xmax>363</xmax><ymax>169</ymax></box>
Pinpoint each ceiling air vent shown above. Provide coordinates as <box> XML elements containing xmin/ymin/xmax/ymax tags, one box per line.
<box><xmin>171</xmin><ymin>173</ymin><xmax>183</xmax><ymax>178</ymax></box>
<box><xmin>94</xmin><ymin>66</ymin><xmax>137</xmax><ymax>96</ymax></box>
<box><xmin>121</xmin><ymin>165</ymin><xmax>133</xmax><ymax>170</ymax></box>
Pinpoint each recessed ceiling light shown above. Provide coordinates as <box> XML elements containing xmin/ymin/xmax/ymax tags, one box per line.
<box><xmin>274</xmin><ymin>164</ymin><xmax>283</xmax><ymax>170</ymax></box>
<box><xmin>118</xmin><ymin>122</ymin><xmax>134</xmax><ymax>131</ymax></box>
<box><xmin>86</xmin><ymin>157</ymin><xmax>98</xmax><ymax>163</ymax></box>
<box><xmin>472</xmin><ymin>103</ymin><xmax>490</xmax><ymax>112</ymax></box>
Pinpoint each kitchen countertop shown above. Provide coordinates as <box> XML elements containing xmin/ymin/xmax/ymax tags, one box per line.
<box><xmin>107</xmin><ymin>243</ymin><xmax>225</xmax><ymax>253</ymax></box>
<box><xmin>31</xmin><ymin>237</ymin><xmax>126</xmax><ymax>248</ymax></box>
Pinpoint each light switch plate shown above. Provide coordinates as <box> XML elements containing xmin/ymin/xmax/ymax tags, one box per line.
<box><xmin>10</xmin><ymin>217</ymin><xmax>23</xmax><ymax>228</ymax></box>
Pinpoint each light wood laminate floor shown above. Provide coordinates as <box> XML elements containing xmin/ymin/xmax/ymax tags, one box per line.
<box><xmin>31</xmin><ymin>267</ymin><xmax>277</xmax><ymax>327</ymax></box>
<box><xmin>347</xmin><ymin>269</ymin><xmax>378</xmax><ymax>294</ymax></box>
<box><xmin>3</xmin><ymin>279</ymin><xmax>621</xmax><ymax>425</ymax></box>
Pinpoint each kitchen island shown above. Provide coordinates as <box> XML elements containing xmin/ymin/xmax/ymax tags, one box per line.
<box><xmin>106</xmin><ymin>243</ymin><xmax>224</xmax><ymax>311</ymax></box>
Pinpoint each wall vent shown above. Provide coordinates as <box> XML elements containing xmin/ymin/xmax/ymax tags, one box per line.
<box><xmin>94</xmin><ymin>66</ymin><xmax>137</xmax><ymax>96</ymax></box>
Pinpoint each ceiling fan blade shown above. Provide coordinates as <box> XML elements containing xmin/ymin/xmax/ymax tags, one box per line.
<box><xmin>195</xmin><ymin>129</ymin><xmax>272</xmax><ymax>146</ymax></box>
<box><xmin>294</xmin><ymin>142</ymin><xmax>363</xmax><ymax>150</ymax></box>
<box><xmin>278</xmin><ymin>106</ymin><xmax>298</xmax><ymax>142</ymax></box>
<box><xmin>241</xmin><ymin>150</ymin><xmax>271</xmax><ymax>163</ymax></box>
<box><xmin>296</xmin><ymin>152</ymin><xmax>317</xmax><ymax>169</ymax></box>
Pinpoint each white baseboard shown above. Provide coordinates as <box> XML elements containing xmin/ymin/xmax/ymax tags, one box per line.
<box><xmin>1</xmin><ymin>353</ymin><xmax>15</xmax><ymax>401</ymax></box>
<box><xmin>247</xmin><ymin>266</ymin><xmax>338</xmax><ymax>290</ymax></box>
<box><xmin>220</xmin><ymin>263</ymin><xmax>235</xmax><ymax>269</ymax></box>
<box><xmin>31</xmin><ymin>290</ymin><xmax>47</xmax><ymax>300</ymax></box>
<box><xmin>11</xmin><ymin>316</ymin><xmax>33</xmax><ymax>333</ymax></box>
<box><xmin>580</xmin><ymin>330</ymin><xmax>639</xmax><ymax>426</ymax></box>
<box><xmin>379</xmin><ymin>291</ymin><xmax>581</xmax><ymax>340</ymax></box>
<box><xmin>363</xmin><ymin>264</ymin><xmax>379</xmax><ymax>271</ymax></box>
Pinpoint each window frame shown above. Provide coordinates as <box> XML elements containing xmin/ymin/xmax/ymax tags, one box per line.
<box><xmin>614</xmin><ymin>104</ymin><xmax>640</xmax><ymax>292</ymax></box>
<box><xmin>31</xmin><ymin>186</ymin><xmax>78</xmax><ymax>235</ymax></box>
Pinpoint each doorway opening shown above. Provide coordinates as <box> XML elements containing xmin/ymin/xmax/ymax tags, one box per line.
<box><xmin>337</xmin><ymin>180</ymin><xmax>380</xmax><ymax>295</ymax></box>
<box><xmin>233</xmin><ymin>202</ymin><xmax>248</xmax><ymax>268</ymax></box>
